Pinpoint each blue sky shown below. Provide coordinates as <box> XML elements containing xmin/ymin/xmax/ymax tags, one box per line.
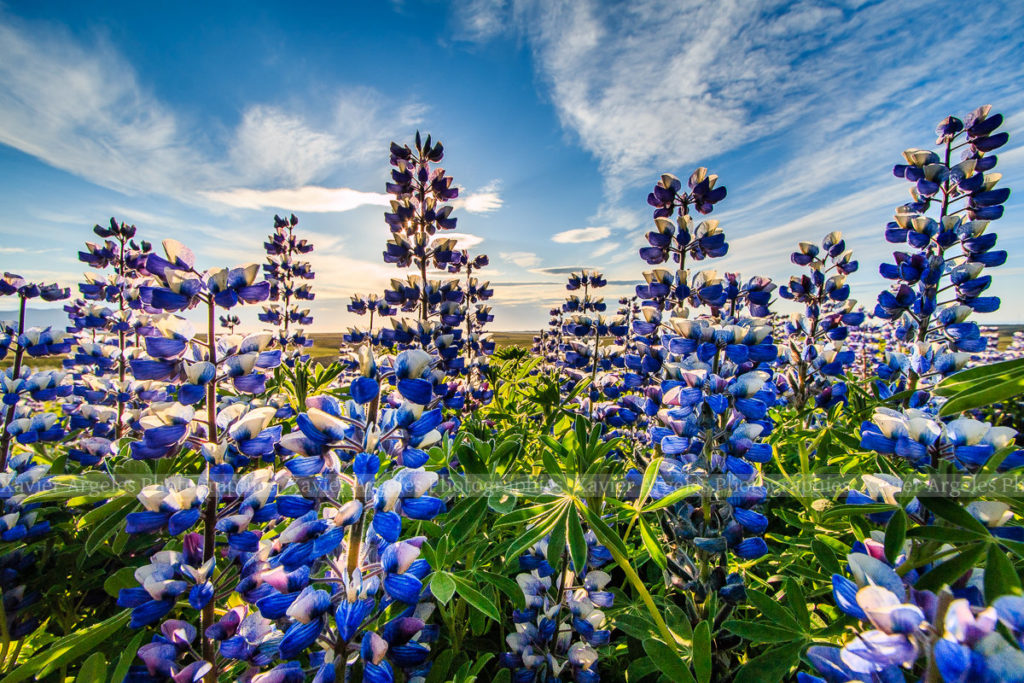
<box><xmin>1</xmin><ymin>0</ymin><xmax>1023</xmax><ymax>330</ymax></box>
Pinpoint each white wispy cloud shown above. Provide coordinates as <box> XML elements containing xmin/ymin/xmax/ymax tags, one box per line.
<box><xmin>0</xmin><ymin>13</ymin><xmax>424</xmax><ymax>205</ymax></box>
<box><xmin>454</xmin><ymin>181</ymin><xmax>504</xmax><ymax>213</ymax></box>
<box><xmin>551</xmin><ymin>226</ymin><xmax>610</xmax><ymax>243</ymax></box>
<box><xmin>440</xmin><ymin>232</ymin><xmax>486</xmax><ymax>249</ymax></box>
<box><xmin>501</xmin><ymin>251</ymin><xmax>542</xmax><ymax>268</ymax></box>
<box><xmin>461</xmin><ymin>0</ymin><xmax>1024</xmax><ymax>202</ymax></box>
<box><xmin>200</xmin><ymin>186</ymin><xmax>392</xmax><ymax>212</ymax></box>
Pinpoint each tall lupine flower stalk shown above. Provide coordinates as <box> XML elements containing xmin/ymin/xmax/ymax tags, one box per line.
<box><xmin>625</xmin><ymin>167</ymin><xmax>780</xmax><ymax>624</ymax></box>
<box><xmin>561</xmin><ymin>270</ymin><xmax>612</xmax><ymax>389</ymax></box>
<box><xmin>777</xmin><ymin>232</ymin><xmax>863</xmax><ymax>413</ymax></box>
<box><xmin>445</xmin><ymin>249</ymin><xmax>495</xmax><ymax>408</ymax></box>
<box><xmin>261</xmin><ymin>214</ymin><xmax>315</xmax><ymax>365</ymax></box>
<box><xmin>219</xmin><ymin>314</ymin><xmax>241</xmax><ymax>333</ymax></box>
<box><xmin>0</xmin><ymin>273</ymin><xmax>70</xmax><ymax>469</ymax></box>
<box><xmin>211</xmin><ymin>347</ymin><xmax>446</xmax><ymax>681</ymax></box>
<box><xmin>874</xmin><ymin>106</ymin><xmax>1009</xmax><ymax>400</ymax></box>
<box><xmin>129</xmin><ymin>238</ymin><xmax>273</xmax><ymax>681</ymax></box>
<box><xmin>73</xmin><ymin>218</ymin><xmax>152</xmax><ymax>443</ymax></box>
<box><xmin>384</xmin><ymin>133</ymin><xmax>459</xmax><ymax>317</ymax></box>
<box><xmin>502</xmin><ymin>535</ymin><xmax>615</xmax><ymax>683</ymax></box>
<box><xmin>346</xmin><ymin>293</ymin><xmax>395</xmax><ymax>347</ymax></box>
<box><xmin>447</xmin><ymin>249</ymin><xmax>494</xmax><ymax>370</ymax></box>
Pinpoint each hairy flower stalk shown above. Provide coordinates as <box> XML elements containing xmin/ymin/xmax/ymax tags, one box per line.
<box><xmin>874</xmin><ymin>106</ymin><xmax>1009</xmax><ymax>402</ymax></box>
<box><xmin>201</xmin><ymin>293</ymin><xmax>218</xmax><ymax>683</ymax></box>
<box><xmin>777</xmin><ymin>232</ymin><xmax>862</xmax><ymax>416</ymax></box>
<box><xmin>0</xmin><ymin>295</ymin><xmax>26</xmax><ymax>472</ymax></box>
<box><xmin>0</xmin><ymin>275</ymin><xmax>70</xmax><ymax>469</ymax></box>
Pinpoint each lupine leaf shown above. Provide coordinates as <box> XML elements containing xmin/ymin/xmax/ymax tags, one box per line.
<box><xmin>723</xmin><ymin>619</ymin><xmax>802</xmax><ymax>643</ymax></box>
<box><xmin>984</xmin><ymin>543</ymin><xmax>1022</xmax><ymax>602</ymax></box>
<box><xmin>919</xmin><ymin>497</ymin><xmax>991</xmax><ymax>536</ymax></box>
<box><xmin>74</xmin><ymin>652</ymin><xmax>106</xmax><ymax>683</ymax></box>
<box><xmin>732</xmin><ymin>641</ymin><xmax>804</xmax><ymax>683</ymax></box>
<box><xmin>914</xmin><ymin>543</ymin><xmax>987</xmax><ymax>591</ymax></box>
<box><xmin>430</xmin><ymin>571</ymin><xmax>456</xmax><ymax>604</ymax></box>
<box><xmin>884</xmin><ymin>508</ymin><xmax>907</xmax><ymax>565</ymax></box>
<box><xmin>786</xmin><ymin>578</ymin><xmax>810</xmax><ymax>630</ymax></box>
<box><xmin>642</xmin><ymin>638</ymin><xmax>695</xmax><ymax>683</ymax></box>
<box><xmin>692</xmin><ymin>620</ymin><xmax>712</xmax><ymax>683</ymax></box>
<box><xmin>934</xmin><ymin>357</ymin><xmax>1024</xmax><ymax>396</ymax></box>
<box><xmin>0</xmin><ymin>610</ymin><xmax>129</xmax><ymax>683</ymax></box>
<box><xmin>745</xmin><ymin>589</ymin><xmax>801</xmax><ymax>632</ymax></box>
<box><xmin>452</xmin><ymin>575</ymin><xmax>501</xmax><ymax>621</ymax></box>
<box><xmin>567</xmin><ymin>509</ymin><xmax>588</xmax><ymax>574</ymax></box>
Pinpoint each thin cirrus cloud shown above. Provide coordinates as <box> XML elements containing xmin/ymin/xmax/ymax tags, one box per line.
<box><xmin>551</xmin><ymin>226</ymin><xmax>610</xmax><ymax>243</ymax></box>
<box><xmin>201</xmin><ymin>185</ymin><xmax>503</xmax><ymax>215</ymax></box>
<box><xmin>459</xmin><ymin>0</ymin><xmax>1024</xmax><ymax>202</ymax></box>
<box><xmin>501</xmin><ymin>251</ymin><xmax>542</xmax><ymax>268</ymax></box>
<box><xmin>0</xmin><ymin>13</ymin><xmax>424</xmax><ymax>206</ymax></box>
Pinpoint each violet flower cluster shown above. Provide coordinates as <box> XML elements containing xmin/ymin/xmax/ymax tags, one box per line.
<box><xmin>260</xmin><ymin>214</ymin><xmax>315</xmax><ymax>365</ymax></box>
<box><xmin>873</xmin><ymin>106</ymin><xmax>1009</xmax><ymax>397</ymax></box>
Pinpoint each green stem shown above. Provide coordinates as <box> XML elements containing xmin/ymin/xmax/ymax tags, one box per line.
<box><xmin>201</xmin><ymin>296</ymin><xmax>219</xmax><ymax>683</ymax></box>
<box><xmin>605</xmin><ymin>541</ymin><xmax>680</xmax><ymax>651</ymax></box>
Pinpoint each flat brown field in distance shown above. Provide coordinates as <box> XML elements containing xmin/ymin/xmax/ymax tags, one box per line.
<box><xmin>307</xmin><ymin>331</ymin><xmax>538</xmax><ymax>364</ymax></box>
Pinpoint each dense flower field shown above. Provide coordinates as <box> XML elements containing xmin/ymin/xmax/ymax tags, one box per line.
<box><xmin>0</xmin><ymin>109</ymin><xmax>1021</xmax><ymax>683</ymax></box>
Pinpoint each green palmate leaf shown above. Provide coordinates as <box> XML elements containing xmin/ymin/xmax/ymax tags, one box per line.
<box><xmin>110</xmin><ymin>630</ymin><xmax>147</xmax><ymax>683</ymax></box>
<box><xmin>919</xmin><ymin>497</ymin><xmax>991</xmax><ymax>536</ymax></box>
<box><xmin>934</xmin><ymin>357</ymin><xmax>1024</xmax><ymax>397</ymax></box>
<box><xmin>884</xmin><ymin>508</ymin><xmax>907</xmax><ymax>565</ymax></box>
<box><xmin>811</xmin><ymin>538</ymin><xmax>842</xmax><ymax>575</ymax></box>
<box><xmin>627</xmin><ymin>657</ymin><xmax>660</xmax><ymax>681</ymax></box>
<box><xmin>732</xmin><ymin>641</ymin><xmax>805</xmax><ymax>683</ymax></box>
<box><xmin>914</xmin><ymin>543</ymin><xmax>987</xmax><ymax>592</ymax></box>
<box><xmin>567</xmin><ymin>510</ymin><xmax>588</xmax><ymax>575</ymax></box>
<box><xmin>0</xmin><ymin>610</ymin><xmax>129</xmax><ymax>683</ymax></box>
<box><xmin>103</xmin><ymin>566</ymin><xmax>140</xmax><ymax>598</ymax></box>
<box><xmin>452</xmin><ymin>575</ymin><xmax>501</xmax><ymax>622</ymax></box>
<box><xmin>692</xmin><ymin>620</ymin><xmax>712</xmax><ymax>683</ymax></box>
<box><xmin>786</xmin><ymin>578</ymin><xmax>810</xmax><ymax>630</ymax></box>
<box><xmin>430</xmin><ymin>571</ymin><xmax>456</xmax><ymax>605</ymax></box>
<box><xmin>638</xmin><ymin>457</ymin><xmax>663</xmax><ymax>507</ymax></box>
<box><xmin>642</xmin><ymin>639</ymin><xmax>695</xmax><ymax>683</ymax></box>
<box><xmin>821</xmin><ymin>503</ymin><xmax>898</xmax><ymax>520</ymax></box>
<box><xmin>723</xmin><ymin>619</ymin><xmax>802</xmax><ymax>644</ymax></box>
<box><xmin>938</xmin><ymin>364</ymin><xmax>1024</xmax><ymax>416</ymax></box>
<box><xmin>494</xmin><ymin>501</ymin><xmax>559</xmax><ymax>528</ymax></box>
<box><xmin>504</xmin><ymin>505</ymin><xmax>565</xmax><ymax>563</ymax></box>
<box><xmin>474</xmin><ymin>570</ymin><xmax>525</xmax><ymax>609</ymax></box>
<box><xmin>745</xmin><ymin>589</ymin><xmax>801</xmax><ymax>632</ymax></box>
<box><xmin>984</xmin><ymin>543</ymin><xmax>1022</xmax><ymax>602</ymax></box>
<box><xmin>639</xmin><ymin>517</ymin><xmax>667</xmax><ymax>570</ymax></box>
<box><xmin>546</xmin><ymin>506</ymin><xmax>569</xmax><ymax>567</ymax></box>
<box><xmin>74</xmin><ymin>652</ymin><xmax>106</xmax><ymax>683</ymax></box>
